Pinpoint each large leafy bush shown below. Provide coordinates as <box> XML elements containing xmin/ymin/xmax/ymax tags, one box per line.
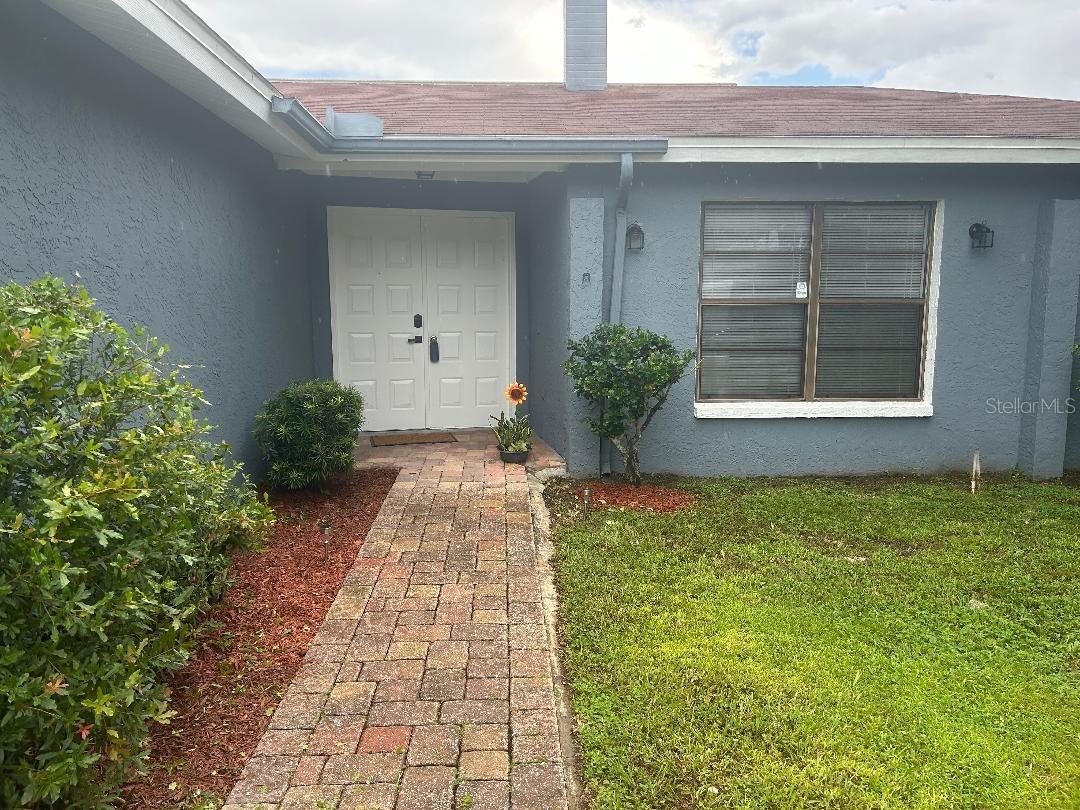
<box><xmin>253</xmin><ymin>379</ymin><xmax>364</xmax><ymax>489</ymax></box>
<box><xmin>0</xmin><ymin>277</ymin><xmax>273</xmax><ymax>807</ymax></box>
<box><xmin>564</xmin><ymin>323</ymin><xmax>694</xmax><ymax>484</ymax></box>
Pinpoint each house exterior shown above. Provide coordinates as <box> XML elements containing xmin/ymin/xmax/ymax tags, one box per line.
<box><xmin>3</xmin><ymin>0</ymin><xmax>1080</xmax><ymax>479</ymax></box>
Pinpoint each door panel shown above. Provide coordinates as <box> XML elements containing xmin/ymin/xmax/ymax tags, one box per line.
<box><xmin>423</xmin><ymin>214</ymin><xmax>512</xmax><ymax>429</ymax></box>
<box><xmin>329</xmin><ymin>208</ymin><xmax>426</xmax><ymax>431</ymax></box>
<box><xmin>329</xmin><ymin>208</ymin><xmax>512</xmax><ymax>431</ymax></box>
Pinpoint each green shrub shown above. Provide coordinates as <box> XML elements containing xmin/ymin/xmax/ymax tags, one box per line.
<box><xmin>0</xmin><ymin>277</ymin><xmax>273</xmax><ymax>807</ymax></box>
<box><xmin>253</xmin><ymin>379</ymin><xmax>364</xmax><ymax>489</ymax></box>
<box><xmin>564</xmin><ymin>323</ymin><xmax>694</xmax><ymax>484</ymax></box>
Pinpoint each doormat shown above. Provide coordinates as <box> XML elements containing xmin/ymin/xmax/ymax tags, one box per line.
<box><xmin>370</xmin><ymin>431</ymin><xmax>457</xmax><ymax>447</ymax></box>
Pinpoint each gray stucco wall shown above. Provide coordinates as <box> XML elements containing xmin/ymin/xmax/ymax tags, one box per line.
<box><xmin>525</xmin><ymin>173</ymin><xmax>572</xmax><ymax>455</ymax></box>
<box><xmin>304</xmin><ymin>176</ymin><xmax>531</xmax><ymax>392</ymax></box>
<box><xmin>1018</xmin><ymin>200</ymin><xmax>1080</xmax><ymax>478</ymax></box>
<box><xmin>0</xmin><ymin>0</ymin><xmax>312</xmax><ymax>472</ymax></box>
<box><xmin>524</xmin><ymin>172</ymin><xmax>619</xmax><ymax>473</ymax></box>
<box><xmin>550</xmin><ymin>162</ymin><xmax>1080</xmax><ymax>477</ymax></box>
<box><xmin>1066</xmin><ymin>289</ymin><xmax>1080</xmax><ymax>472</ymax></box>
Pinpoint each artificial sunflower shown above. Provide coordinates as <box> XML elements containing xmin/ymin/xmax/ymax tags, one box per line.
<box><xmin>505</xmin><ymin>381</ymin><xmax>528</xmax><ymax>405</ymax></box>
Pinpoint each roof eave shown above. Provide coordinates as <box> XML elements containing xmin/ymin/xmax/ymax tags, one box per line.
<box><xmin>271</xmin><ymin>96</ymin><xmax>669</xmax><ymax>156</ymax></box>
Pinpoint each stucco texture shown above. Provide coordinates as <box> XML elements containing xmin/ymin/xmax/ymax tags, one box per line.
<box><xmin>0</xmin><ymin>0</ymin><xmax>312</xmax><ymax>471</ymax></box>
<box><xmin>553</xmin><ymin>162</ymin><xmax>1080</xmax><ymax>477</ymax></box>
<box><xmin>1068</xmin><ymin>304</ymin><xmax>1080</xmax><ymax>471</ymax></box>
<box><xmin>524</xmin><ymin>173</ymin><xmax>572</xmax><ymax>455</ymax></box>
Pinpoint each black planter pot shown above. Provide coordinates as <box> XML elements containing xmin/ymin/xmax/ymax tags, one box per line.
<box><xmin>499</xmin><ymin>449</ymin><xmax>529</xmax><ymax>464</ymax></box>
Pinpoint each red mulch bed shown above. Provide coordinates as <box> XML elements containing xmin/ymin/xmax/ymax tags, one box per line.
<box><xmin>121</xmin><ymin>467</ymin><xmax>397</xmax><ymax>808</ymax></box>
<box><xmin>574</xmin><ymin>480</ymin><xmax>697</xmax><ymax>512</ymax></box>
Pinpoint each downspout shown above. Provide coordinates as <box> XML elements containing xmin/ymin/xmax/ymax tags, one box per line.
<box><xmin>600</xmin><ymin>152</ymin><xmax>635</xmax><ymax>475</ymax></box>
<box><xmin>610</xmin><ymin>152</ymin><xmax>634</xmax><ymax>325</ymax></box>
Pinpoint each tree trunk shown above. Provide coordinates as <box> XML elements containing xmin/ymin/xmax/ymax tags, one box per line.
<box><xmin>623</xmin><ymin>443</ymin><xmax>642</xmax><ymax>485</ymax></box>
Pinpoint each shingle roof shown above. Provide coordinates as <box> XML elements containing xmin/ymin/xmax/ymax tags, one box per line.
<box><xmin>270</xmin><ymin>81</ymin><xmax>1080</xmax><ymax>139</ymax></box>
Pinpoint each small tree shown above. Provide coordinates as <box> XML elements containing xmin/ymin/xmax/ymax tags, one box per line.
<box><xmin>563</xmin><ymin>323</ymin><xmax>693</xmax><ymax>484</ymax></box>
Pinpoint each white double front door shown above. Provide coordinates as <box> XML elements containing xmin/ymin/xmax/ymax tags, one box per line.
<box><xmin>328</xmin><ymin>207</ymin><xmax>514</xmax><ymax>432</ymax></box>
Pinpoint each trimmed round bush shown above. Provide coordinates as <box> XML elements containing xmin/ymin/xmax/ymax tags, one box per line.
<box><xmin>253</xmin><ymin>379</ymin><xmax>364</xmax><ymax>489</ymax></box>
<box><xmin>0</xmin><ymin>277</ymin><xmax>274</xmax><ymax>807</ymax></box>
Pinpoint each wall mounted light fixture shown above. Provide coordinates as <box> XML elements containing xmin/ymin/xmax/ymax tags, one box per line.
<box><xmin>969</xmin><ymin>222</ymin><xmax>994</xmax><ymax>249</ymax></box>
<box><xmin>626</xmin><ymin>222</ymin><xmax>645</xmax><ymax>251</ymax></box>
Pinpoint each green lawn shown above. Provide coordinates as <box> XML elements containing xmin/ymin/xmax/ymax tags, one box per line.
<box><xmin>549</xmin><ymin>475</ymin><xmax>1080</xmax><ymax>808</ymax></box>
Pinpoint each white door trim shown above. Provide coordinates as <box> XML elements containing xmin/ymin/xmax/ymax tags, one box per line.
<box><xmin>327</xmin><ymin>206</ymin><xmax>517</xmax><ymax>429</ymax></box>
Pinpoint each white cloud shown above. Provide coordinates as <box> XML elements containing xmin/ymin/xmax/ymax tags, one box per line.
<box><xmin>607</xmin><ymin>1</ymin><xmax>737</xmax><ymax>82</ymax></box>
<box><xmin>186</xmin><ymin>0</ymin><xmax>1080</xmax><ymax>99</ymax></box>
<box><xmin>872</xmin><ymin>0</ymin><xmax>1080</xmax><ymax>99</ymax></box>
<box><xmin>196</xmin><ymin>0</ymin><xmax>564</xmax><ymax>81</ymax></box>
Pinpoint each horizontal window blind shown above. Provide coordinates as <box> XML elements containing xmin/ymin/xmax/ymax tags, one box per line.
<box><xmin>700</xmin><ymin>204</ymin><xmax>812</xmax><ymax>397</ymax></box>
<box><xmin>815</xmin><ymin>304</ymin><xmax>923</xmax><ymax>398</ymax></box>
<box><xmin>703</xmin><ymin>204</ymin><xmax>811</xmax><ymax>301</ymax></box>
<box><xmin>702</xmin><ymin>253</ymin><xmax>809</xmax><ymax>299</ymax></box>
<box><xmin>699</xmin><ymin>201</ymin><xmax>934</xmax><ymax>403</ymax></box>
<box><xmin>819</xmin><ymin>252</ymin><xmax>925</xmax><ymax>298</ymax></box>
<box><xmin>821</xmin><ymin>205</ymin><xmax>930</xmax><ymax>253</ymax></box>
<box><xmin>820</xmin><ymin>205</ymin><xmax>930</xmax><ymax>298</ymax></box>
<box><xmin>700</xmin><ymin>305</ymin><xmax>806</xmax><ymax>397</ymax></box>
<box><xmin>703</xmin><ymin>204</ymin><xmax>812</xmax><ymax>253</ymax></box>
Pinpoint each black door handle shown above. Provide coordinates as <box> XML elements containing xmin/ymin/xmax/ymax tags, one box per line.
<box><xmin>429</xmin><ymin>336</ymin><xmax>440</xmax><ymax>362</ymax></box>
<box><xmin>409</xmin><ymin>335</ymin><xmax>422</xmax><ymax>344</ymax></box>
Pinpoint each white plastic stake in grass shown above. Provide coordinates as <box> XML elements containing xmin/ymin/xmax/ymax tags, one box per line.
<box><xmin>971</xmin><ymin>450</ymin><xmax>981</xmax><ymax>494</ymax></box>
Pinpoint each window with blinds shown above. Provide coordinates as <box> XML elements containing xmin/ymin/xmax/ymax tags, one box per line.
<box><xmin>698</xmin><ymin>202</ymin><xmax>934</xmax><ymax>401</ymax></box>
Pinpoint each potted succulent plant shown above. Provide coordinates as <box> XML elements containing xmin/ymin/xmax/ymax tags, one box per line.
<box><xmin>492</xmin><ymin>381</ymin><xmax>532</xmax><ymax>463</ymax></box>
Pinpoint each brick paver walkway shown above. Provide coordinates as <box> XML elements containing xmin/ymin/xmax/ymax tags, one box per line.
<box><xmin>224</xmin><ymin>431</ymin><xmax>570</xmax><ymax>810</ymax></box>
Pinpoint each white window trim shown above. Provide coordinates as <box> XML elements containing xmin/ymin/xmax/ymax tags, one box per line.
<box><xmin>695</xmin><ymin>199</ymin><xmax>942</xmax><ymax>420</ymax></box>
<box><xmin>694</xmin><ymin>400</ymin><xmax>933</xmax><ymax>419</ymax></box>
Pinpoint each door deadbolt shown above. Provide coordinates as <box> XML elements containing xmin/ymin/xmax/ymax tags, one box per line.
<box><xmin>414</xmin><ymin>313</ymin><xmax>423</xmax><ymax>328</ymax></box>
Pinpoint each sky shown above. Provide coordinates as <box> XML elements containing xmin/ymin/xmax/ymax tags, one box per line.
<box><xmin>186</xmin><ymin>0</ymin><xmax>1080</xmax><ymax>101</ymax></box>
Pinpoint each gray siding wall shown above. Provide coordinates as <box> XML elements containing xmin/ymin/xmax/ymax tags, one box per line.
<box><xmin>1018</xmin><ymin>200</ymin><xmax>1080</xmax><ymax>478</ymax></box>
<box><xmin>1066</xmin><ymin>295</ymin><xmax>1080</xmax><ymax>471</ymax></box>
<box><xmin>0</xmin><ymin>0</ymin><xmax>312</xmax><ymax>472</ymax></box>
<box><xmin>521</xmin><ymin>172</ymin><xmax>613</xmax><ymax>473</ymax></box>
<box><xmin>525</xmin><ymin>173</ymin><xmax>572</xmax><ymax>455</ymax></box>
<box><xmin>550</xmin><ymin>162</ymin><xmax>1080</xmax><ymax>477</ymax></box>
